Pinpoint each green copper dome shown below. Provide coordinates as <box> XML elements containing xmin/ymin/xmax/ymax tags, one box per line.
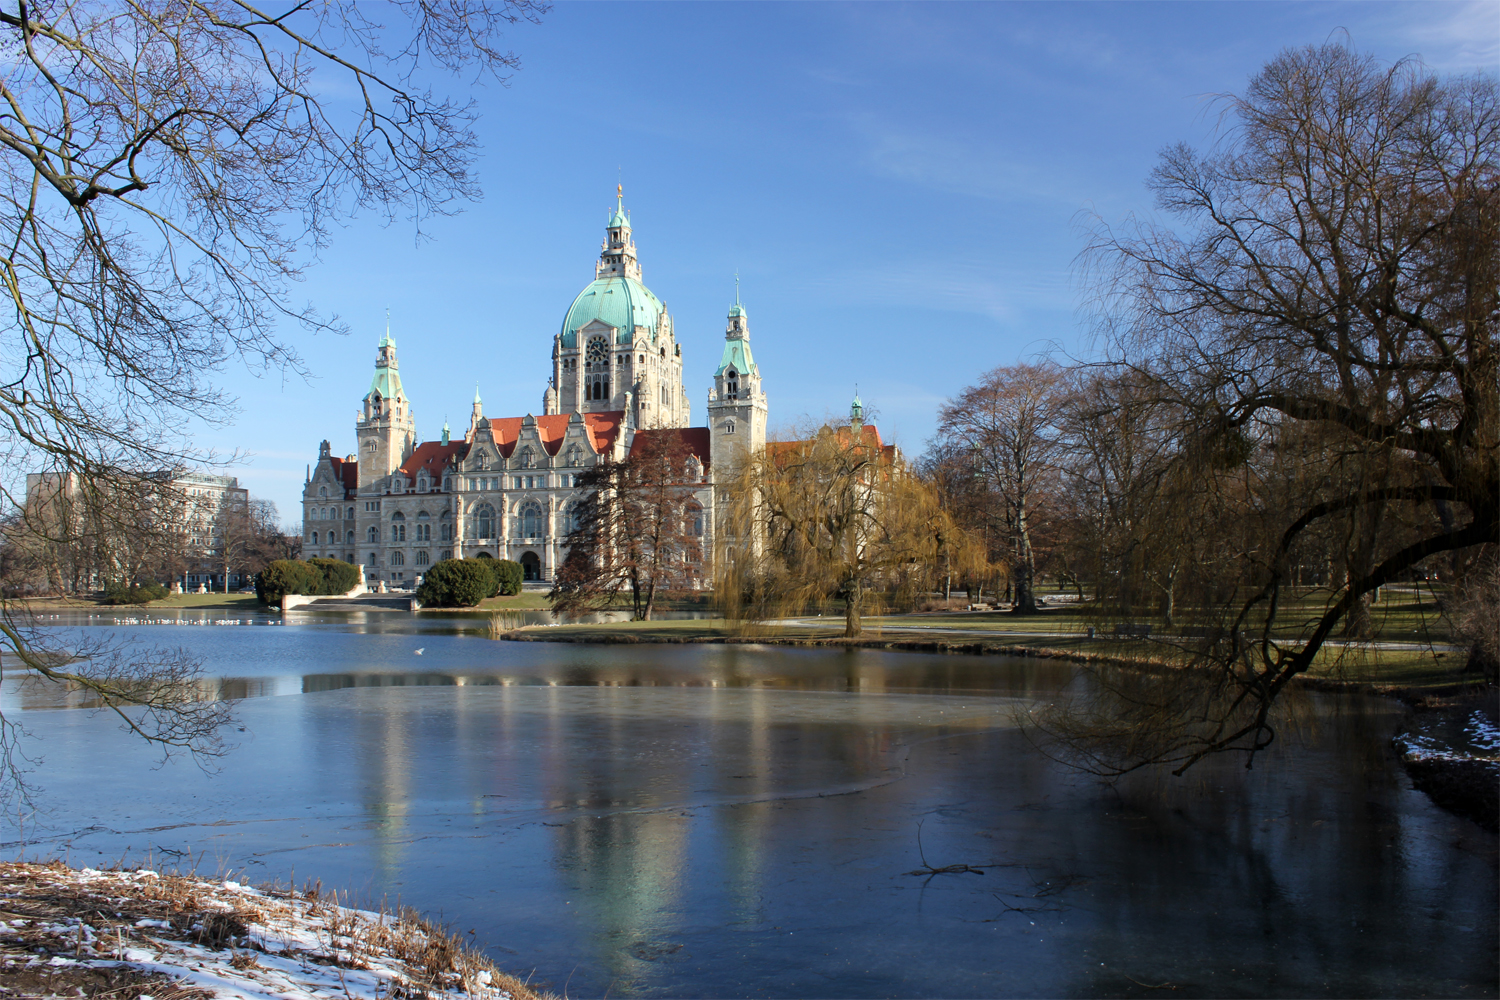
<box><xmin>560</xmin><ymin>276</ymin><xmax>664</xmax><ymax>348</ymax></box>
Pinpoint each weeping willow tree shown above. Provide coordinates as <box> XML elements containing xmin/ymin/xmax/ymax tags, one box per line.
<box><xmin>716</xmin><ymin>420</ymin><xmax>992</xmax><ymax>637</ymax></box>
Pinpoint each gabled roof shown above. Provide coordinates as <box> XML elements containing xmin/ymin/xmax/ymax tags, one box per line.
<box><xmin>327</xmin><ymin>457</ymin><xmax>358</xmax><ymax>496</ymax></box>
<box><xmin>629</xmin><ymin>427</ymin><xmax>712</xmax><ymax>469</ymax></box>
<box><xmin>479</xmin><ymin>411</ymin><xmax>626</xmax><ymax>457</ymax></box>
<box><xmin>397</xmin><ymin>441</ymin><xmax>468</xmax><ymax>479</ymax></box>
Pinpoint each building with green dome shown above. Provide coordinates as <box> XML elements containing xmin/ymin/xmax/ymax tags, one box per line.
<box><xmin>544</xmin><ymin>194</ymin><xmax>692</xmax><ymax>427</ymax></box>
<box><xmin>298</xmin><ymin>193</ymin><xmax>772</xmax><ymax>588</ymax></box>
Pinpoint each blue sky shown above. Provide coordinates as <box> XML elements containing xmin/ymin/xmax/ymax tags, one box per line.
<box><xmin>208</xmin><ymin>1</ymin><xmax>1498</xmax><ymax>523</ymax></box>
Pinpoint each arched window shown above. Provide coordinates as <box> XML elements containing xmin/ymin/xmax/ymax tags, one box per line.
<box><xmin>417</xmin><ymin>474</ymin><xmax>429</xmax><ymax>492</ymax></box>
<box><xmin>311</xmin><ymin>531</ymin><xmax>319</xmax><ymax>545</ymax></box>
<box><xmin>415</xmin><ymin>550</ymin><xmax>429</xmax><ymax>566</ymax></box>
<box><xmin>346</xmin><ymin>530</ymin><xmax>355</xmax><ymax>545</ymax></box>
<box><xmin>687</xmin><ymin>503</ymin><xmax>704</xmax><ymax>536</ymax></box>
<box><xmin>475</xmin><ymin>503</ymin><xmax>495</xmax><ymax>540</ymax></box>
<box><xmin>347</xmin><ymin>506</ymin><xmax>355</xmax><ymax>520</ymax></box>
<box><xmin>415</xmin><ymin>511</ymin><xmax>431</xmax><ymax>541</ymax></box>
<box><xmin>391</xmin><ymin>551</ymin><xmax>405</xmax><ymax>566</ymax></box>
<box><xmin>726</xmin><ymin>368</ymin><xmax>738</xmax><ymax>400</ymax></box>
<box><xmin>686</xmin><ymin>456</ymin><xmax>703</xmax><ymax>481</ymax></box>
<box><xmin>390</xmin><ymin>510</ymin><xmax>406</xmax><ymax>542</ymax></box>
<box><xmin>319</xmin><ymin>486</ymin><xmax>328</xmax><ymax>498</ymax></box>
<box><xmin>520</xmin><ymin>501</ymin><xmax>543</xmax><ymax>538</ymax></box>
<box><xmin>561</xmin><ymin>503</ymin><xmax>579</xmax><ymax>535</ymax></box>
<box><xmin>367</xmin><ymin>525</ymin><xmax>378</xmax><ymax>543</ymax></box>
<box><xmin>518</xmin><ymin>447</ymin><xmax>536</xmax><ymax>469</ymax></box>
<box><xmin>440</xmin><ymin>511</ymin><xmax>453</xmax><ymax>541</ymax></box>
<box><xmin>369</xmin><ymin>552</ymin><xmax>378</xmax><ymax>566</ymax></box>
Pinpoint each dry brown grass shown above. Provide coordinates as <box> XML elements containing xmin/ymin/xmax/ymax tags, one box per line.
<box><xmin>0</xmin><ymin>860</ymin><xmax>551</xmax><ymax>999</ymax></box>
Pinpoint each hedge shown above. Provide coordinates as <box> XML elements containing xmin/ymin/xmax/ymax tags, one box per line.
<box><xmin>103</xmin><ymin>580</ymin><xmax>169</xmax><ymax>605</ymax></box>
<box><xmin>467</xmin><ymin>556</ymin><xmax>522</xmax><ymax>597</ymax></box>
<box><xmin>256</xmin><ymin>558</ymin><xmax>360</xmax><ymax>605</ymax></box>
<box><xmin>416</xmin><ymin>559</ymin><xmax>492</xmax><ymax>608</ymax></box>
<box><xmin>309</xmin><ymin>558</ymin><xmax>360</xmax><ymax>595</ymax></box>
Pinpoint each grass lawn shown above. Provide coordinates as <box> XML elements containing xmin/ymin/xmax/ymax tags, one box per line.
<box><xmin>512</xmin><ymin>607</ymin><xmax>1474</xmax><ymax>692</ymax></box>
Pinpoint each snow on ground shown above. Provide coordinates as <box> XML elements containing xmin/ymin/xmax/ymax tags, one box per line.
<box><xmin>0</xmin><ymin>861</ymin><xmax>544</xmax><ymax>999</ymax></box>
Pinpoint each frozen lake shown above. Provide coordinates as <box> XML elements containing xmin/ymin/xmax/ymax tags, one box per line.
<box><xmin>3</xmin><ymin>610</ymin><xmax>1496</xmax><ymax>997</ymax></box>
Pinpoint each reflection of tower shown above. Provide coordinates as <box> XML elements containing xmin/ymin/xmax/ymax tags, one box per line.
<box><xmin>341</xmin><ymin>693</ymin><xmax>413</xmax><ymax>880</ymax></box>
<box><xmin>711</xmin><ymin>681</ymin><xmax>771</xmax><ymax>926</ymax></box>
<box><xmin>544</xmin><ymin>684</ymin><xmax>692</xmax><ymax>984</ymax></box>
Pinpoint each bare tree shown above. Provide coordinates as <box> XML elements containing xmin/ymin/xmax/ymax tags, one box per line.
<box><xmin>0</xmin><ymin>0</ymin><xmax>546</xmax><ymax>787</ymax></box>
<box><xmin>1048</xmin><ymin>43</ymin><xmax>1499</xmax><ymax>774</ymax></box>
<box><xmin>938</xmin><ymin>363</ymin><xmax>1065</xmax><ymax>614</ymax></box>
<box><xmin>551</xmin><ymin>431</ymin><xmax>703</xmax><ymax>621</ymax></box>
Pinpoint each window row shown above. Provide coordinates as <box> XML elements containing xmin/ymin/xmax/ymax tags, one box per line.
<box><xmin>309</xmin><ymin>506</ymin><xmax>356</xmax><ymax>521</ymax></box>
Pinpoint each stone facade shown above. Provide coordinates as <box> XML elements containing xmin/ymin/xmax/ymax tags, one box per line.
<box><xmin>300</xmin><ymin>196</ymin><xmax>767</xmax><ymax>585</ymax></box>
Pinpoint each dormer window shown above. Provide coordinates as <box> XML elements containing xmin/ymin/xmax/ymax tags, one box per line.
<box><xmin>319</xmin><ymin>486</ymin><xmax>328</xmax><ymax>498</ymax></box>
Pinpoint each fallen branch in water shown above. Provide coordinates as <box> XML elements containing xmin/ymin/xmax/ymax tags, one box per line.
<box><xmin>904</xmin><ymin>818</ymin><xmax>998</xmax><ymax>877</ymax></box>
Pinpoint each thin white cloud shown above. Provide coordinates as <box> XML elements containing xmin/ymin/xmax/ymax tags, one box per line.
<box><xmin>849</xmin><ymin>115</ymin><xmax>1086</xmax><ymax>208</ymax></box>
<box><xmin>810</xmin><ymin>257</ymin><xmax>1071</xmax><ymax>324</ymax></box>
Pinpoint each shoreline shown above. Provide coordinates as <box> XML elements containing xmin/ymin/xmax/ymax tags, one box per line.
<box><xmin>0</xmin><ymin>861</ymin><xmax>547</xmax><ymax>999</ymax></box>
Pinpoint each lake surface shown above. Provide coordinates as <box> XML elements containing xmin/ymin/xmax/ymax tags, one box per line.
<box><xmin>3</xmin><ymin>610</ymin><xmax>1496</xmax><ymax>998</ymax></box>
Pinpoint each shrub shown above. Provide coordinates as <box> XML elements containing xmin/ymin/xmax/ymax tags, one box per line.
<box><xmin>309</xmin><ymin>558</ymin><xmax>359</xmax><ymax>595</ymax></box>
<box><xmin>494</xmin><ymin>559</ymin><xmax>523</xmax><ymax>597</ymax></box>
<box><xmin>256</xmin><ymin>560</ymin><xmax>321</xmax><ymax>605</ymax></box>
<box><xmin>417</xmin><ymin>559</ymin><xmax>491</xmax><ymax>608</ymax></box>
<box><xmin>103</xmin><ymin>580</ymin><xmax>168</xmax><ymax>605</ymax></box>
<box><xmin>464</xmin><ymin>556</ymin><xmax>522</xmax><ymax>598</ymax></box>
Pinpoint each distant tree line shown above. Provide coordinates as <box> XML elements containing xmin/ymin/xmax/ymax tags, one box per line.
<box><xmin>1</xmin><ymin>474</ymin><xmax>299</xmax><ymax>598</ymax></box>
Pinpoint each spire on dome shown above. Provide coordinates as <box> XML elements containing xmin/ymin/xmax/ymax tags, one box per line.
<box><xmin>441</xmin><ymin>419</ymin><xmax>450</xmax><ymax>446</ymax></box>
<box><xmin>598</xmin><ymin>188</ymin><xmax>641</xmax><ymax>280</ymax></box>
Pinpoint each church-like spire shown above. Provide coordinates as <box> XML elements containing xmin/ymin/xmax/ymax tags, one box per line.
<box><xmin>597</xmin><ymin>185</ymin><xmax>641</xmax><ymax>281</ymax></box>
<box><xmin>367</xmin><ymin>324</ymin><xmax>403</xmax><ymax>404</ymax></box>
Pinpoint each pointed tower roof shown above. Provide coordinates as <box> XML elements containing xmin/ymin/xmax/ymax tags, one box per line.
<box><xmin>366</xmin><ymin>327</ymin><xmax>404</xmax><ymax>402</ymax></box>
<box><xmin>716</xmin><ymin>289</ymin><xmax>758</xmax><ymax>377</ymax></box>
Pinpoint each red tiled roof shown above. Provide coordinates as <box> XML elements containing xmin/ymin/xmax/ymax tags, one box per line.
<box><xmin>766</xmin><ymin>423</ymin><xmax>894</xmax><ymax>464</ymax></box>
<box><xmin>328</xmin><ymin>457</ymin><xmax>359</xmax><ymax>496</ymax></box>
<box><xmin>397</xmin><ymin>441</ymin><xmax>467</xmax><ymax>479</ymax></box>
<box><xmin>485</xmin><ymin>411</ymin><xmax>624</xmax><ymax>456</ymax></box>
<box><xmin>629</xmin><ymin>427</ymin><xmax>712</xmax><ymax>469</ymax></box>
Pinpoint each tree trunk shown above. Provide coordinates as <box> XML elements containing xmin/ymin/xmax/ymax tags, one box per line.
<box><xmin>844</xmin><ymin>580</ymin><xmax>863</xmax><ymax>637</ymax></box>
<box><xmin>1012</xmin><ymin>505</ymin><xmax>1039</xmax><ymax>615</ymax></box>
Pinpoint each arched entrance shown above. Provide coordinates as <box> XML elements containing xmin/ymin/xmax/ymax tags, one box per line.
<box><xmin>520</xmin><ymin>551</ymin><xmax>542</xmax><ymax>581</ymax></box>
